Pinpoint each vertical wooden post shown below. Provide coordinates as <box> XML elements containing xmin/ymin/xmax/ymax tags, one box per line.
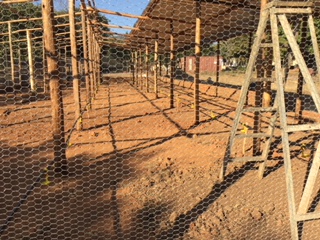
<box><xmin>87</xmin><ymin>20</ymin><xmax>94</xmax><ymax>100</ymax></box>
<box><xmin>42</xmin><ymin>0</ymin><xmax>67</xmax><ymax>172</ymax></box>
<box><xmin>69</xmin><ymin>0</ymin><xmax>82</xmax><ymax>131</ymax></box>
<box><xmin>170</xmin><ymin>21</ymin><xmax>175</xmax><ymax>108</ymax></box>
<box><xmin>8</xmin><ymin>22</ymin><xmax>15</xmax><ymax>86</ymax></box>
<box><xmin>27</xmin><ymin>30</ymin><xmax>36</xmax><ymax>91</ymax></box>
<box><xmin>79</xmin><ymin>1</ymin><xmax>90</xmax><ymax>104</ymax></box>
<box><xmin>145</xmin><ymin>43</ymin><xmax>149</xmax><ymax>92</ymax></box>
<box><xmin>194</xmin><ymin>0</ymin><xmax>201</xmax><ymax>124</ymax></box>
<box><xmin>18</xmin><ymin>46</ymin><xmax>22</xmax><ymax>85</ymax></box>
<box><xmin>154</xmin><ymin>37</ymin><xmax>159</xmax><ymax>98</ymax></box>
<box><xmin>139</xmin><ymin>46</ymin><xmax>142</xmax><ymax>89</ymax></box>
<box><xmin>97</xmin><ymin>43</ymin><xmax>102</xmax><ymax>85</ymax></box>
<box><xmin>295</xmin><ymin>16</ymin><xmax>308</xmax><ymax>123</ymax></box>
<box><xmin>134</xmin><ymin>50</ymin><xmax>138</xmax><ymax>86</ymax></box>
<box><xmin>215</xmin><ymin>40</ymin><xmax>220</xmax><ymax>96</ymax></box>
<box><xmin>43</xmin><ymin>38</ymin><xmax>49</xmax><ymax>93</ymax></box>
<box><xmin>131</xmin><ymin>50</ymin><xmax>135</xmax><ymax>85</ymax></box>
<box><xmin>253</xmin><ymin>0</ymin><xmax>267</xmax><ymax>156</ymax></box>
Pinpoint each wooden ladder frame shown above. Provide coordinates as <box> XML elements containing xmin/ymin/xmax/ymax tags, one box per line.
<box><xmin>220</xmin><ymin>1</ymin><xmax>320</xmax><ymax>239</ymax></box>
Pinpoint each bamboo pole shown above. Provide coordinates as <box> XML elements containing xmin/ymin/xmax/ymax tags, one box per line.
<box><xmin>154</xmin><ymin>38</ymin><xmax>159</xmax><ymax>98</ymax></box>
<box><xmin>8</xmin><ymin>22</ymin><xmax>15</xmax><ymax>86</ymax></box>
<box><xmin>80</xmin><ymin>0</ymin><xmax>91</xmax><ymax>108</ymax></box>
<box><xmin>194</xmin><ymin>0</ymin><xmax>201</xmax><ymax>124</ymax></box>
<box><xmin>69</xmin><ymin>0</ymin><xmax>82</xmax><ymax>131</ymax></box>
<box><xmin>27</xmin><ymin>30</ymin><xmax>36</xmax><ymax>91</ymax></box>
<box><xmin>170</xmin><ymin>22</ymin><xmax>175</xmax><ymax>108</ymax></box>
<box><xmin>42</xmin><ymin>0</ymin><xmax>67</xmax><ymax>173</ymax></box>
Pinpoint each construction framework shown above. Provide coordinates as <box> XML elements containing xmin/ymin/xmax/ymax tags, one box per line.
<box><xmin>1</xmin><ymin>0</ymin><xmax>320</xmax><ymax>239</ymax></box>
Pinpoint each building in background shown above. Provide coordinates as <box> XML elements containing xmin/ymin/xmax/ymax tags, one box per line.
<box><xmin>179</xmin><ymin>56</ymin><xmax>225</xmax><ymax>74</ymax></box>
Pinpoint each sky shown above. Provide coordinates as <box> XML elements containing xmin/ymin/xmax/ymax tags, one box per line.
<box><xmin>53</xmin><ymin>0</ymin><xmax>150</xmax><ymax>34</ymax></box>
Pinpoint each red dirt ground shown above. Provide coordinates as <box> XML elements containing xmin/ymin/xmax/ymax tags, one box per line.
<box><xmin>0</xmin><ymin>73</ymin><xmax>320</xmax><ymax>239</ymax></box>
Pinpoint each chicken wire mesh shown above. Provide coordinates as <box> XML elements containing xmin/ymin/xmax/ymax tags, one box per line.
<box><xmin>1</xmin><ymin>0</ymin><xmax>320</xmax><ymax>239</ymax></box>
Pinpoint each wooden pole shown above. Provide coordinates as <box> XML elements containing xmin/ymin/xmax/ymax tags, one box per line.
<box><xmin>295</xmin><ymin>16</ymin><xmax>308</xmax><ymax>123</ymax></box>
<box><xmin>139</xmin><ymin>46</ymin><xmax>143</xmax><ymax>89</ymax></box>
<box><xmin>194</xmin><ymin>0</ymin><xmax>201</xmax><ymax>124</ymax></box>
<box><xmin>145</xmin><ymin>43</ymin><xmax>149</xmax><ymax>92</ymax></box>
<box><xmin>42</xmin><ymin>0</ymin><xmax>67</xmax><ymax>173</ymax></box>
<box><xmin>131</xmin><ymin>50</ymin><xmax>135</xmax><ymax>85</ymax></box>
<box><xmin>43</xmin><ymin>38</ymin><xmax>49</xmax><ymax>93</ymax></box>
<box><xmin>18</xmin><ymin>46</ymin><xmax>22</xmax><ymax>85</ymax></box>
<box><xmin>170</xmin><ymin>21</ymin><xmax>175</xmax><ymax>108</ymax></box>
<box><xmin>253</xmin><ymin>0</ymin><xmax>267</xmax><ymax>156</ymax></box>
<box><xmin>69</xmin><ymin>0</ymin><xmax>82</xmax><ymax>131</ymax></box>
<box><xmin>8</xmin><ymin>22</ymin><xmax>15</xmax><ymax>86</ymax></box>
<box><xmin>27</xmin><ymin>30</ymin><xmax>36</xmax><ymax>91</ymax></box>
<box><xmin>154</xmin><ymin>38</ymin><xmax>159</xmax><ymax>98</ymax></box>
<box><xmin>87</xmin><ymin>20</ymin><xmax>94</xmax><ymax>100</ymax></box>
<box><xmin>215</xmin><ymin>40</ymin><xmax>220</xmax><ymax>97</ymax></box>
<box><xmin>135</xmin><ymin>50</ymin><xmax>138</xmax><ymax>86</ymax></box>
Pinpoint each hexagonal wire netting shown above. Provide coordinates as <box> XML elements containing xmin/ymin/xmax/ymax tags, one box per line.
<box><xmin>1</xmin><ymin>0</ymin><xmax>320</xmax><ymax>239</ymax></box>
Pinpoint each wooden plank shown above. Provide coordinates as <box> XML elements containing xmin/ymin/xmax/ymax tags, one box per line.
<box><xmin>242</xmin><ymin>106</ymin><xmax>278</xmax><ymax>112</ymax></box>
<box><xmin>296</xmin><ymin>212</ymin><xmax>320</xmax><ymax>221</ymax></box>
<box><xmin>251</xmin><ymin>77</ymin><xmax>275</xmax><ymax>83</ymax></box>
<box><xmin>232</xmin><ymin>156</ymin><xmax>265</xmax><ymax>162</ymax></box>
<box><xmin>279</xmin><ymin>14</ymin><xmax>320</xmax><ymax>113</ymax></box>
<box><xmin>308</xmin><ymin>15</ymin><xmax>320</xmax><ymax>85</ymax></box>
<box><xmin>271</xmin><ymin>10</ymin><xmax>299</xmax><ymax>240</ymax></box>
<box><xmin>298</xmin><ymin>141</ymin><xmax>320</xmax><ymax>214</ymax></box>
<box><xmin>234</xmin><ymin>133</ymin><xmax>271</xmax><ymax>139</ymax></box>
<box><xmin>272</xmin><ymin>8</ymin><xmax>312</xmax><ymax>14</ymax></box>
<box><xmin>268</xmin><ymin>1</ymin><xmax>313</xmax><ymax>8</ymax></box>
<box><xmin>286</xmin><ymin>124</ymin><xmax>320</xmax><ymax>132</ymax></box>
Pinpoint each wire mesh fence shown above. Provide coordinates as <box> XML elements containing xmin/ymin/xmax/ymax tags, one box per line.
<box><xmin>1</xmin><ymin>0</ymin><xmax>320</xmax><ymax>239</ymax></box>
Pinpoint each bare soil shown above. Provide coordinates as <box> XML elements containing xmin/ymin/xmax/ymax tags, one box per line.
<box><xmin>0</xmin><ymin>72</ymin><xmax>320</xmax><ymax>240</ymax></box>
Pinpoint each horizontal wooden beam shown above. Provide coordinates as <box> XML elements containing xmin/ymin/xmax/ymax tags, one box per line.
<box><xmin>0</xmin><ymin>12</ymin><xmax>81</xmax><ymax>25</ymax></box>
<box><xmin>87</xmin><ymin>7</ymin><xmax>149</xmax><ymax>20</ymax></box>
<box><xmin>92</xmin><ymin>21</ymin><xmax>140</xmax><ymax>31</ymax></box>
<box><xmin>1</xmin><ymin>0</ymin><xmax>38</xmax><ymax>3</ymax></box>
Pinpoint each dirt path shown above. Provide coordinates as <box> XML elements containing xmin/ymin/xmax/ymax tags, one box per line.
<box><xmin>0</xmin><ymin>76</ymin><xmax>319</xmax><ymax>239</ymax></box>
